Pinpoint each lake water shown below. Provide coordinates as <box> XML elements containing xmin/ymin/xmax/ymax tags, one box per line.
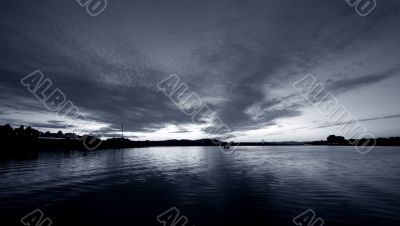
<box><xmin>1</xmin><ymin>146</ymin><xmax>399</xmax><ymax>226</ymax></box>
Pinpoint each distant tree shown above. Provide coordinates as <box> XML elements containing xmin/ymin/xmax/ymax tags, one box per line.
<box><xmin>25</xmin><ymin>126</ymin><xmax>40</xmax><ymax>139</ymax></box>
<box><xmin>0</xmin><ymin>124</ymin><xmax>14</xmax><ymax>137</ymax></box>
<box><xmin>327</xmin><ymin>135</ymin><xmax>346</xmax><ymax>144</ymax></box>
<box><xmin>15</xmin><ymin>125</ymin><xmax>25</xmax><ymax>136</ymax></box>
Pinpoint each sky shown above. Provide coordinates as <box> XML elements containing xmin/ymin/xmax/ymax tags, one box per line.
<box><xmin>1</xmin><ymin>0</ymin><xmax>400</xmax><ymax>142</ymax></box>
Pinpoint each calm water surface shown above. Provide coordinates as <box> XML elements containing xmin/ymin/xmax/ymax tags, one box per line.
<box><xmin>1</xmin><ymin>146</ymin><xmax>400</xmax><ymax>225</ymax></box>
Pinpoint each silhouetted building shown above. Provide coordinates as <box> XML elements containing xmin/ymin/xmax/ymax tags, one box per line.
<box><xmin>65</xmin><ymin>133</ymin><xmax>79</xmax><ymax>140</ymax></box>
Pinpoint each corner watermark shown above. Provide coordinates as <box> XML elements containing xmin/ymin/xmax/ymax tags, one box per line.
<box><xmin>293</xmin><ymin>209</ymin><xmax>324</xmax><ymax>226</ymax></box>
<box><xmin>157</xmin><ymin>207</ymin><xmax>194</xmax><ymax>226</ymax></box>
<box><xmin>345</xmin><ymin>0</ymin><xmax>377</xmax><ymax>17</ymax></box>
<box><xmin>75</xmin><ymin>0</ymin><xmax>108</xmax><ymax>17</ymax></box>
<box><xmin>21</xmin><ymin>209</ymin><xmax>52</xmax><ymax>226</ymax></box>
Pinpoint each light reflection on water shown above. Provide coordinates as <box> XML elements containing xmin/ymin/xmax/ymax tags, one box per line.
<box><xmin>0</xmin><ymin>146</ymin><xmax>400</xmax><ymax>225</ymax></box>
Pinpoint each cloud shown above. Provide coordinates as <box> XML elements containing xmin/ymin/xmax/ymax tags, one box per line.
<box><xmin>0</xmin><ymin>0</ymin><xmax>400</xmax><ymax>140</ymax></box>
<box><xmin>327</xmin><ymin>66</ymin><xmax>400</xmax><ymax>94</ymax></box>
<box><xmin>265</xmin><ymin>114</ymin><xmax>400</xmax><ymax>137</ymax></box>
<box><xmin>30</xmin><ymin>120</ymin><xmax>76</xmax><ymax>130</ymax></box>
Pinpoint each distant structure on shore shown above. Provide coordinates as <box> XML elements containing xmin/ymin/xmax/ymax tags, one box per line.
<box><xmin>121</xmin><ymin>123</ymin><xmax>124</xmax><ymax>139</ymax></box>
<box><xmin>39</xmin><ymin>131</ymin><xmax>79</xmax><ymax>140</ymax></box>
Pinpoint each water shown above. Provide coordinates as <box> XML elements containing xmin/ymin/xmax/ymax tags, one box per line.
<box><xmin>1</xmin><ymin>146</ymin><xmax>400</xmax><ymax>226</ymax></box>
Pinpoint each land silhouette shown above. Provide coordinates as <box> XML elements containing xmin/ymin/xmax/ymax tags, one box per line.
<box><xmin>1</xmin><ymin>124</ymin><xmax>399</xmax><ymax>158</ymax></box>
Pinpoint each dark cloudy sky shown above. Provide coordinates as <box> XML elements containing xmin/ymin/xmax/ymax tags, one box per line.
<box><xmin>1</xmin><ymin>0</ymin><xmax>400</xmax><ymax>141</ymax></box>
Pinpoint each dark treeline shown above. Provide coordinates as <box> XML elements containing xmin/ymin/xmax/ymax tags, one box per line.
<box><xmin>0</xmin><ymin>124</ymin><xmax>100</xmax><ymax>157</ymax></box>
<box><xmin>307</xmin><ymin>135</ymin><xmax>400</xmax><ymax>146</ymax></box>
<box><xmin>0</xmin><ymin>124</ymin><xmax>233</xmax><ymax>157</ymax></box>
<box><xmin>1</xmin><ymin>124</ymin><xmax>400</xmax><ymax>158</ymax></box>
